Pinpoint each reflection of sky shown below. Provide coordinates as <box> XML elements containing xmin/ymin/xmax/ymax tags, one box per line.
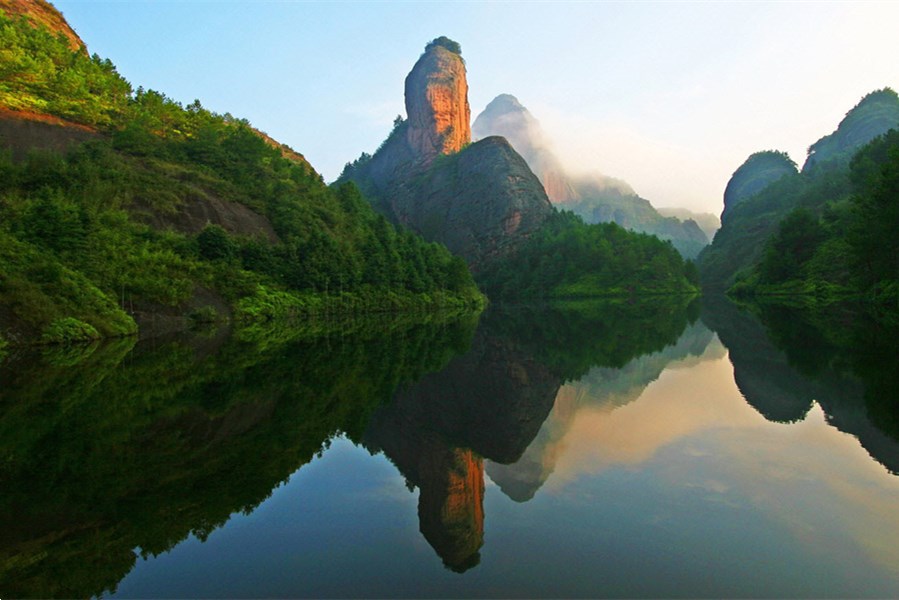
<box><xmin>113</xmin><ymin>333</ymin><xmax>899</xmax><ymax>598</ymax></box>
<box><xmin>504</xmin><ymin>333</ymin><xmax>899</xmax><ymax>586</ymax></box>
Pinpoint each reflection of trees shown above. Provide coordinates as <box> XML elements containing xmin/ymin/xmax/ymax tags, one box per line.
<box><xmin>365</xmin><ymin>297</ymin><xmax>700</xmax><ymax>569</ymax></box>
<box><xmin>702</xmin><ymin>296</ymin><xmax>899</xmax><ymax>474</ymax></box>
<box><xmin>487</xmin><ymin>319</ymin><xmax>718</xmax><ymax>502</ymax></box>
<box><xmin>484</xmin><ymin>297</ymin><xmax>700</xmax><ymax>381</ymax></box>
<box><xmin>0</xmin><ymin>315</ymin><xmax>477</xmax><ymax>598</ymax></box>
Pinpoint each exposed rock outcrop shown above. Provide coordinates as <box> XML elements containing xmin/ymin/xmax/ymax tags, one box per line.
<box><xmin>387</xmin><ymin>136</ymin><xmax>553</xmax><ymax>268</ymax></box>
<box><xmin>404</xmin><ymin>40</ymin><xmax>471</xmax><ymax>161</ymax></box>
<box><xmin>472</xmin><ymin>94</ymin><xmax>709</xmax><ymax>258</ymax></box>
<box><xmin>0</xmin><ymin>107</ymin><xmax>99</xmax><ymax>159</ymax></box>
<box><xmin>339</xmin><ymin>40</ymin><xmax>553</xmax><ymax>270</ymax></box>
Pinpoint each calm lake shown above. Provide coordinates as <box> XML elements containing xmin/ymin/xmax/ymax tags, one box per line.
<box><xmin>2</xmin><ymin>298</ymin><xmax>898</xmax><ymax>598</ymax></box>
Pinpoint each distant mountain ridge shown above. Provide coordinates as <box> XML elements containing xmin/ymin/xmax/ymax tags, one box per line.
<box><xmin>472</xmin><ymin>94</ymin><xmax>711</xmax><ymax>258</ymax></box>
<box><xmin>656</xmin><ymin>207</ymin><xmax>720</xmax><ymax>241</ymax></box>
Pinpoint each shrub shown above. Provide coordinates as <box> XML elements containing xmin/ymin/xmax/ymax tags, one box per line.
<box><xmin>41</xmin><ymin>317</ymin><xmax>101</xmax><ymax>345</ymax></box>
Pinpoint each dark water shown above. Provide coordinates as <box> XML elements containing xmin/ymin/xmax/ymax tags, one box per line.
<box><xmin>1</xmin><ymin>299</ymin><xmax>898</xmax><ymax>598</ymax></box>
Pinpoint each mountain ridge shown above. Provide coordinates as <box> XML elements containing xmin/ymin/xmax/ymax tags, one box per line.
<box><xmin>471</xmin><ymin>93</ymin><xmax>710</xmax><ymax>258</ymax></box>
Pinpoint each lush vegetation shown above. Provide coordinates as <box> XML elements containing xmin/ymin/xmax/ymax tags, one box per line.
<box><xmin>728</xmin><ymin>129</ymin><xmax>899</xmax><ymax>316</ymax></box>
<box><xmin>559</xmin><ymin>184</ymin><xmax>710</xmax><ymax>259</ymax></box>
<box><xmin>804</xmin><ymin>89</ymin><xmax>899</xmax><ymax>172</ymax></box>
<box><xmin>477</xmin><ymin>211</ymin><xmax>699</xmax><ymax>299</ymax></box>
<box><xmin>425</xmin><ymin>36</ymin><xmax>462</xmax><ymax>56</ymax></box>
<box><xmin>721</xmin><ymin>150</ymin><xmax>797</xmax><ymax>221</ymax></box>
<box><xmin>0</xmin><ymin>10</ymin><xmax>483</xmax><ymax>344</ymax></box>
<box><xmin>700</xmin><ymin>88</ymin><xmax>899</xmax><ymax>297</ymax></box>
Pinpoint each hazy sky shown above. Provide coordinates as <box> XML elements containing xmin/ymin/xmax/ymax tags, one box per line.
<box><xmin>52</xmin><ymin>1</ymin><xmax>899</xmax><ymax>215</ymax></box>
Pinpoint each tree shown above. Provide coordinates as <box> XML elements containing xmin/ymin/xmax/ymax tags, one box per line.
<box><xmin>197</xmin><ymin>224</ymin><xmax>237</xmax><ymax>261</ymax></box>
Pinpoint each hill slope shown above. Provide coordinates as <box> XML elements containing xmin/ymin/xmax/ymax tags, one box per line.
<box><xmin>0</xmin><ymin>8</ymin><xmax>483</xmax><ymax>344</ymax></box>
<box><xmin>698</xmin><ymin>88</ymin><xmax>899</xmax><ymax>295</ymax></box>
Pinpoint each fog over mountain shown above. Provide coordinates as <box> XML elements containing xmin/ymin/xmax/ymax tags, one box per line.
<box><xmin>473</xmin><ymin>94</ymin><xmax>713</xmax><ymax>258</ymax></box>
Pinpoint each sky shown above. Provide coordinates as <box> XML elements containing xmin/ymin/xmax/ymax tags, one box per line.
<box><xmin>51</xmin><ymin>1</ymin><xmax>899</xmax><ymax>215</ymax></box>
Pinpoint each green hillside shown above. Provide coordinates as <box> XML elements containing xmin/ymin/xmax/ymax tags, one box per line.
<box><xmin>0</xmin><ymin>9</ymin><xmax>483</xmax><ymax>344</ymax></box>
<box><xmin>698</xmin><ymin>88</ymin><xmax>899</xmax><ymax>296</ymax></box>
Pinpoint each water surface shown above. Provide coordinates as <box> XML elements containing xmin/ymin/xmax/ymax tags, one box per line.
<box><xmin>2</xmin><ymin>299</ymin><xmax>897</xmax><ymax>598</ymax></box>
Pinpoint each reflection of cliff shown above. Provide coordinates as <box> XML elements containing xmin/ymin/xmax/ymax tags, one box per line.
<box><xmin>702</xmin><ymin>297</ymin><xmax>899</xmax><ymax>475</ymax></box>
<box><xmin>364</xmin><ymin>327</ymin><xmax>562</xmax><ymax>570</ymax></box>
<box><xmin>365</xmin><ymin>418</ymin><xmax>485</xmax><ymax>572</ymax></box>
<box><xmin>486</xmin><ymin>321</ymin><xmax>719</xmax><ymax>501</ymax></box>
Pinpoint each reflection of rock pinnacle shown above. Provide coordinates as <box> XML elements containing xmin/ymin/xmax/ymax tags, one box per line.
<box><xmin>418</xmin><ymin>447</ymin><xmax>484</xmax><ymax>572</ymax></box>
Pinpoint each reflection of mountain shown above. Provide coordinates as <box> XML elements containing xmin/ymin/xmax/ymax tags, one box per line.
<box><xmin>486</xmin><ymin>321</ymin><xmax>718</xmax><ymax>502</ymax></box>
<box><xmin>702</xmin><ymin>296</ymin><xmax>899</xmax><ymax>475</ymax></box>
<box><xmin>363</xmin><ymin>329</ymin><xmax>562</xmax><ymax>570</ymax></box>
<box><xmin>0</xmin><ymin>315</ymin><xmax>477</xmax><ymax>597</ymax></box>
<box><xmin>366</xmin><ymin>298</ymin><xmax>701</xmax><ymax>567</ymax></box>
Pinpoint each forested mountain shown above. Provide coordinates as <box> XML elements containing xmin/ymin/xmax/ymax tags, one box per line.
<box><xmin>0</xmin><ymin>6</ymin><xmax>482</xmax><ymax>345</ymax></box>
<box><xmin>340</xmin><ymin>40</ymin><xmax>698</xmax><ymax>298</ymax></box>
<box><xmin>471</xmin><ymin>94</ymin><xmax>711</xmax><ymax>259</ymax></box>
<box><xmin>698</xmin><ymin>87</ymin><xmax>899</xmax><ymax>303</ymax></box>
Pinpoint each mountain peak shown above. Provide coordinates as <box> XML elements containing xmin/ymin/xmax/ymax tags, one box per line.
<box><xmin>484</xmin><ymin>94</ymin><xmax>526</xmax><ymax>113</ymax></box>
<box><xmin>404</xmin><ymin>36</ymin><xmax>471</xmax><ymax>160</ymax></box>
<box><xmin>722</xmin><ymin>150</ymin><xmax>797</xmax><ymax>222</ymax></box>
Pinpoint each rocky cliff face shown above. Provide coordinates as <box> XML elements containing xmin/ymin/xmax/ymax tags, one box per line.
<box><xmin>803</xmin><ymin>88</ymin><xmax>899</xmax><ymax>173</ymax></box>
<box><xmin>472</xmin><ymin>94</ymin><xmax>709</xmax><ymax>258</ymax></box>
<box><xmin>339</xmin><ymin>40</ymin><xmax>553</xmax><ymax>270</ymax></box>
<box><xmin>404</xmin><ymin>43</ymin><xmax>471</xmax><ymax>161</ymax></box>
<box><xmin>0</xmin><ymin>0</ymin><xmax>84</xmax><ymax>51</ymax></box>
<box><xmin>388</xmin><ymin>136</ymin><xmax>553</xmax><ymax>268</ymax></box>
<box><xmin>721</xmin><ymin>151</ymin><xmax>797</xmax><ymax>223</ymax></box>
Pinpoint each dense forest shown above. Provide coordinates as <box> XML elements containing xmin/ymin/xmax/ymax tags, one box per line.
<box><xmin>477</xmin><ymin>211</ymin><xmax>699</xmax><ymax>299</ymax></box>
<box><xmin>726</xmin><ymin>128</ymin><xmax>898</xmax><ymax>316</ymax></box>
<box><xmin>0</xmin><ymin>10</ymin><xmax>483</xmax><ymax>345</ymax></box>
<box><xmin>735</xmin><ymin>130</ymin><xmax>899</xmax><ymax>309</ymax></box>
<box><xmin>699</xmin><ymin>88</ymin><xmax>899</xmax><ymax>318</ymax></box>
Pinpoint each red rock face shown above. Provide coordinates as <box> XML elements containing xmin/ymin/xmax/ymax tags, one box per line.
<box><xmin>404</xmin><ymin>46</ymin><xmax>471</xmax><ymax>161</ymax></box>
<box><xmin>0</xmin><ymin>0</ymin><xmax>86</xmax><ymax>51</ymax></box>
